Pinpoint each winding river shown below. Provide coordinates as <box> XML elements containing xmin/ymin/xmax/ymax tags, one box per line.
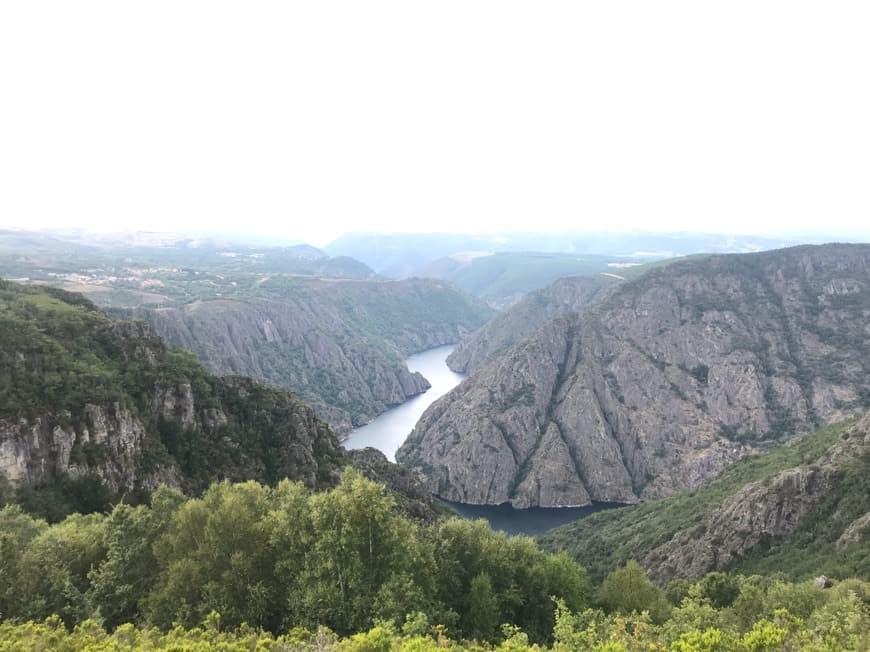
<box><xmin>342</xmin><ymin>344</ymin><xmax>617</xmax><ymax>535</ymax></box>
<box><xmin>342</xmin><ymin>344</ymin><xmax>464</xmax><ymax>461</ymax></box>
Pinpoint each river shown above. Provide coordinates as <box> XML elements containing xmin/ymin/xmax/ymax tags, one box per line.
<box><xmin>342</xmin><ymin>344</ymin><xmax>464</xmax><ymax>461</ymax></box>
<box><xmin>342</xmin><ymin>344</ymin><xmax>618</xmax><ymax>535</ymax></box>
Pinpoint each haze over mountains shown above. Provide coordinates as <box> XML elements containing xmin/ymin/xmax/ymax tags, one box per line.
<box><xmin>326</xmin><ymin>231</ymin><xmax>814</xmax><ymax>279</ymax></box>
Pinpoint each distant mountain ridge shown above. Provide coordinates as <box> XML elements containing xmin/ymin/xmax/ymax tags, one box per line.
<box><xmin>398</xmin><ymin>244</ymin><xmax>870</xmax><ymax>508</ymax></box>
<box><xmin>0</xmin><ymin>229</ymin><xmax>378</xmax><ymax>303</ymax></box>
<box><xmin>414</xmin><ymin>252</ymin><xmax>633</xmax><ymax>308</ymax></box>
<box><xmin>325</xmin><ymin>231</ymin><xmax>811</xmax><ymax>279</ymax></box>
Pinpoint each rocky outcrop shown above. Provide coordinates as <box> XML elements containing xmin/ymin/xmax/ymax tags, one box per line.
<box><xmin>2</xmin><ymin>402</ymin><xmax>175</xmax><ymax>494</ymax></box>
<box><xmin>128</xmin><ymin>278</ymin><xmax>492</xmax><ymax>434</ymax></box>
<box><xmin>645</xmin><ymin>466</ymin><xmax>833</xmax><ymax>578</ymax></box>
<box><xmin>398</xmin><ymin>244</ymin><xmax>870</xmax><ymax>507</ymax></box>
<box><xmin>0</xmin><ymin>280</ymin><xmax>344</xmax><ymax>498</ymax></box>
<box><xmin>538</xmin><ymin>413</ymin><xmax>870</xmax><ymax>584</ymax></box>
<box><xmin>0</xmin><ymin>375</ymin><xmax>345</xmax><ymax>498</ymax></box>
<box><xmin>642</xmin><ymin>415</ymin><xmax>870</xmax><ymax>580</ymax></box>
<box><xmin>837</xmin><ymin>512</ymin><xmax>870</xmax><ymax>549</ymax></box>
<box><xmin>447</xmin><ymin>275</ymin><xmax>620</xmax><ymax>375</ymax></box>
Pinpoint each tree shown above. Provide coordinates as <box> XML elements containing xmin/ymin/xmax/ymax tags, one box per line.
<box><xmin>598</xmin><ymin>560</ymin><xmax>670</xmax><ymax>623</ymax></box>
<box><xmin>17</xmin><ymin>512</ymin><xmax>107</xmax><ymax>624</ymax></box>
<box><xmin>465</xmin><ymin>572</ymin><xmax>499</xmax><ymax>641</ymax></box>
<box><xmin>144</xmin><ymin>480</ymin><xmax>279</xmax><ymax>630</ymax></box>
<box><xmin>299</xmin><ymin>468</ymin><xmax>426</xmax><ymax>634</ymax></box>
<box><xmin>698</xmin><ymin>572</ymin><xmax>740</xmax><ymax>609</ymax></box>
<box><xmin>0</xmin><ymin>506</ymin><xmax>48</xmax><ymax>620</ymax></box>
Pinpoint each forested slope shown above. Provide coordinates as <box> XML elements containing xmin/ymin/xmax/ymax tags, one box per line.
<box><xmin>540</xmin><ymin>415</ymin><xmax>870</xmax><ymax>585</ymax></box>
<box><xmin>0</xmin><ymin>280</ymin><xmax>344</xmax><ymax>517</ymax></box>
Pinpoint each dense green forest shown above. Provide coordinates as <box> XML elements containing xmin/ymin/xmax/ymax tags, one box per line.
<box><xmin>1</xmin><ymin>470</ymin><xmax>867</xmax><ymax>650</ymax></box>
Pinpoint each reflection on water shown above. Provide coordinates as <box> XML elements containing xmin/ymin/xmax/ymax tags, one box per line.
<box><xmin>342</xmin><ymin>345</ymin><xmax>464</xmax><ymax>461</ymax></box>
<box><xmin>439</xmin><ymin>499</ymin><xmax>621</xmax><ymax>536</ymax></box>
<box><xmin>343</xmin><ymin>343</ymin><xmax>624</xmax><ymax>534</ymax></box>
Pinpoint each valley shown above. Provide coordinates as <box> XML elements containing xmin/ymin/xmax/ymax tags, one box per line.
<box><xmin>399</xmin><ymin>244</ymin><xmax>870</xmax><ymax>508</ymax></box>
<box><xmin>0</xmin><ymin>230</ymin><xmax>494</xmax><ymax>434</ymax></box>
<box><xmin>340</xmin><ymin>343</ymin><xmax>620</xmax><ymax>535</ymax></box>
<box><xmin>1</xmin><ymin>235</ymin><xmax>869</xmax><ymax>649</ymax></box>
<box><xmin>4</xmin><ymin>4</ymin><xmax>869</xmax><ymax>644</ymax></box>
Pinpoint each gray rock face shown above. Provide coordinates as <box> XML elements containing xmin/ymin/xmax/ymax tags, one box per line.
<box><xmin>447</xmin><ymin>275</ymin><xmax>620</xmax><ymax>375</ymax></box>
<box><xmin>646</xmin><ymin>466</ymin><xmax>833</xmax><ymax>578</ymax></box>
<box><xmin>837</xmin><ymin>512</ymin><xmax>870</xmax><ymax>549</ymax></box>
<box><xmin>398</xmin><ymin>244</ymin><xmax>870</xmax><ymax>507</ymax></box>
<box><xmin>1</xmin><ymin>401</ymin><xmax>176</xmax><ymax>494</ymax></box>
<box><xmin>642</xmin><ymin>414</ymin><xmax>870</xmax><ymax>580</ymax></box>
<box><xmin>0</xmin><ymin>298</ymin><xmax>344</xmax><ymax>496</ymax></box>
<box><xmin>130</xmin><ymin>278</ymin><xmax>492</xmax><ymax>434</ymax></box>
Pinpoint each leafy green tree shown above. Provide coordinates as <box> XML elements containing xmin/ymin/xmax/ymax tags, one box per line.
<box><xmin>144</xmin><ymin>480</ymin><xmax>279</xmax><ymax>630</ymax></box>
<box><xmin>698</xmin><ymin>572</ymin><xmax>741</xmax><ymax>609</ymax></box>
<box><xmin>728</xmin><ymin>575</ymin><xmax>768</xmax><ymax>631</ymax></box>
<box><xmin>764</xmin><ymin>579</ymin><xmax>825</xmax><ymax>620</ymax></box>
<box><xmin>0</xmin><ymin>506</ymin><xmax>48</xmax><ymax>620</ymax></box>
<box><xmin>662</xmin><ymin>593</ymin><xmax>729</xmax><ymax>645</ymax></box>
<box><xmin>299</xmin><ymin>469</ymin><xmax>428</xmax><ymax>634</ymax></box>
<box><xmin>17</xmin><ymin>512</ymin><xmax>106</xmax><ymax>624</ymax></box>
<box><xmin>86</xmin><ymin>494</ymin><xmax>182</xmax><ymax>629</ymax></box>
<box><xmin>465</xmin><ymin>573</ymin><xmax>499</xmax><ymax>641</ymax></box>
<box><xmin>808</xmin><ymin>589</ymin><xmax>870</xmax><ymax>650</ymax></box>
<box><xmin>666</xmin><ymin>578</ymin><xmax>694</xmax><ymax>605</ymax></box>
<box><xmin>598</xmin><ymin>560</ymin><xmax>670</xmax><ymax>623</ymax></box>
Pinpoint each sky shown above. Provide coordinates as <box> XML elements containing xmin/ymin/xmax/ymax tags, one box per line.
<box><xmin>1</xmin><ymin>2</ymin><xmax>868</xmax><ymax>247</ymax></box>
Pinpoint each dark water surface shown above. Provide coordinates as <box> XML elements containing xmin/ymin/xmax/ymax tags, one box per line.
<box><xmin>343</xmin><ymin>344</ymin><xmax>623</xmax><ymax>534</ymax></box>
<box><xmin>438</xmin><ymin>500</ymin><xmax>621</xmax><ymax>536</ymax></box>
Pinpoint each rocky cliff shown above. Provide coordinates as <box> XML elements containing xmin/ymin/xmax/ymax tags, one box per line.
<box><xmin>127</xmin><ymin>278</ymin><xmax>493</xmax><ymax>435</ymax></box>
<box><xmin>0</xmin><ymin>281</ymin><xmax>344</xmax><ymax>509</ymax></box>
<box><xmin>540</xmin><ymin>414</ymin><xmax>870</xmax><ymax>583</ymax></box>
<box><xmin>447</xmin><ymin>274</ymin><xmax>620</xmax><ymax>374</ymax></box>
<box><xmin>398</xmin><ymin>244</ymin><xmax>870</xmax><ymax>507</ymax></box>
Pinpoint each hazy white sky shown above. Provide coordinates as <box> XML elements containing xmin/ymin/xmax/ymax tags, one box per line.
<box><xmin>1</xmin><ymin>2</ymin><xmax>868</xmax><ymax>246</ymax></box>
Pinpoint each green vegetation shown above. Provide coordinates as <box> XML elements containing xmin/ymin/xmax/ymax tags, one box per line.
<box><xmin>1</xmin><ymin>471</ymin><xmax>867</xmax><ymax>650</ymax></box>
<box><xmin>0</xmin><ymin>280</ymin><xmax>343</xmax><ymax>519</ymax></box>
<box><xmin>0</xmin><ymin>230</ymin><xmax>376</xmax><ymax>308</ymax></box>
<box><xmin>539</xmin><ymin>418</ymin><xmax>869</xmax><ymax>585</ymax></box>
<box><xmin>0</xmin><ymin>280</ymin><xmax>136</xmax><ymax>417</ymax></box>
<box><xmin>0</xmin><ymin>471</ymin><xmax>590</xmax><ymax>644</ymax></box>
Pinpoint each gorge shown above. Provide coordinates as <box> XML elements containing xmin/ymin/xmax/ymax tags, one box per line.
<box><xmin>342</xmin><ymin>344</ymin><xmax>621</xmax><ymax>534</ymax></box>
<box><xmin>398</xmin><ymin>244</ymin><xmax>870</xmax><ymax>508</ymax></box>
